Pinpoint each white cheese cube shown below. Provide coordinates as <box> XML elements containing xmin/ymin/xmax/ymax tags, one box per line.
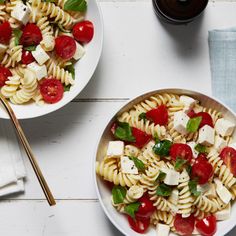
<box><xmin>0</xmin><ymin>44</ymin><xmax>7</xmax><ymax>54</ymax></box>
<box><xmin>163</xmin><ymin>169</ymin><xmax>180</xmax><ymax>186</ymax></box>
<box><xmin>32</xmin><ymin>45</ymin><xmax>50</xmax><ymax>65</ymax></box>
<box><xmin>120</xmin><ymin>156</ymin><xmax>138</xmax><ymax>174</ymax></box>
<box><xmin>229</xmin><ymin>142</ymin><xmax>236</xmax><ymax>150</ymax></box>
<box><xmin>214</xmin><ymin>135</ymin><xmax>227</xmax><ymax>152</ymax></box>
<box><xmin>11</xmin><ymin>2</ymin><xmax>30</xmax><ymax>25</ymax></box>
<box><xmin>180</xmin><ymin>95</ymin><xmax>196</xmax><ymax>109</ymax></box>
<box><xmin>214</xmin><ymin>178</ymin><xmax>232</xmax><ymax>204</ymax></box>
<box><xmin>215</xmin><ymin>204</ymin><xmax>231</xmax><ymax>221</ymax></box>
<box><xmin>73</xmin><ymin>42</ymin><xmax>85</xmax><ymax>60</ymax></box>
<box><xmin>106</xmin><ymin>141</ymin><xmax>124</xmax><ymax>157</ymax></box>
<box><xmin>215</xmin><ymin>118</ymin><xmax>236</xmax><ymax>137</ymax></box>
<box><xmin>198</xmin><ymin>125</ymin><xmax>215</xmax><ymax>146</ymax></box>
<box><xmin>156</xmin><ymin>223</ymin><xmax>170</xmax><ymax>236</ymax></box>
<box><xmin>169</xmin><ymin>189</ymin><xmax>179</xmax><ymax>204</ymax></box>
<box><xmin>173</xmin><ymin>111</ymin><xmax>190</xmax><ymax>135</ymax></box>
<box><xmin>27</xmin><ymin>62</ymin><xmax>47</xmax><ymax>80</ymax></box>
<box><xmin>187</xmin><ymin>141</ymin><xmax>199</xmax><ymax>158</ymax></box>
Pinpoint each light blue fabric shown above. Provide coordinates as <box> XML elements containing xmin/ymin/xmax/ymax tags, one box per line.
<box><xmin>209</xmin><ymin>28</ymin><xmax>236</xmax><ymax>111</ymax></box>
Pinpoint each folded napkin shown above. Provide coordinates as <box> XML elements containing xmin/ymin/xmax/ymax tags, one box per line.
<box><xmin>0</xmin><ymin>120</ymin><xmax>26</xmax><ymax>196</ymax></box>
<box><xmin>209</xmin><ymin>28</ymin><xmax>236</xmax><ymax>111</ymax></box>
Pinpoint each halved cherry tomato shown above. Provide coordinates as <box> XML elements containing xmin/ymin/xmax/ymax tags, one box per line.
<box><xmin>39</xmin><ymin>78</ymin><xmax>64</xmax><ymax>104</ymax></box>
<box><xmin>174</xmin><ymin>214</ymin><xmax>195</xmax><ymax>236</ymax></box>
<box><xmin>187</xmin><ymin>109</ymin><xmax>196</xmax><ymax>118</ymax></box>
<box><xmin>0</xmin><ymin>21</ymin><xmax>12</xmax><ymax>44</ymax></box>
<box><xmin>127</xmin><ymin>215</ymin><xmax>150</xmax><ymax>234</ymax></box>
<box><xmin>146</xmin><ymin>105</ymin><xmax>168</xmax><ymax>126</ymax></box>
<box><xmin>220</xmin><ymin>147</ymin><xmax>236</xmax><ymax>176</ymax></box>
<box><xmin>20</xmin><ymin>23</ymin><xmax>42</xmax><ymax>46</ymax></box>
<box><xmin>21</xmin><ymin>50</ymin><xmax>35</xmax><ymax>65</ymax></box>
<box><xmin>72</xmin><ymin>20</ymin><xmax>94</xmax><ymax>43</ymax></box>
<box><xmin>194</xmin><ymin>112</ymin><xmax>214</xmax><ymax>128</ymax></box>
<box><xmin>196</xmin><ymin>215</ymin><xmax>216</xmax><ymax>236</ymax></box>
<box><xmin>0</xmin><ymin>66</ymin><xmax>12</xmax><ymax>87</ymax></box>
<box><xmin>136</xmin><ymin>195</ymin><xmax>155</xmax><ymax>218</ymax></box>
<box><xmin>170</xmin><ymin>143</ymin><xmax>193</xmax><ymax>162</ymax></box>
<box><xmin>55</xmin><ymin>35</ymin><xmax>76</xmax><ymax>60</ymax></box>
<box><xmin>191</xmin><ymin>154</ymin><xmax>213</xmax><ymax>184</ymax></box>
<box><xmin>131</xmin><ymin>127</ymin><xmax>151</xmax><ymax>149</ymax></box>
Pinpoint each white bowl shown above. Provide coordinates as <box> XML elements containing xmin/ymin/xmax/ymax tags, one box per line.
<box><xmin>94</xmin><ymin>88</ymin><xmax>236</xmax><ymax>236</ymax></box>
<box><xmin>0</xmin><ymin>0</ymin><xmax>103</xmax><ymax>119</ymax></box>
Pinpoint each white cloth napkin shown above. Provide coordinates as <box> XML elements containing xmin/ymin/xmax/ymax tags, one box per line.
<box><xmin>0</xmin><ymin>120</ymin><xmax>26</xmax><ymax>197</ymax></box>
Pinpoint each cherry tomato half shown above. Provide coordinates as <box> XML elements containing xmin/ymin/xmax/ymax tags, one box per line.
<box><xmin>174</xmin><ymin>214</ymin><xmax>195</xmax><ymax>236</ymax></box>
<box><xmin>131</xmin><ymin>127</ymin><xmax>151</xmax><ymax>149</ymax></box>
<box><xmin>170</xmin><ymin>143</ymin><xmax>193</xmax><ymax>162</ymax></box>
<box><xmin>194</xmin><ymin>112</ymin><xmax>214</xmax><ymax>128</ymax></box>
<box><xmin>72</xmin><ymin>20</ymin><xmax>94</xmax><ymax>43</ymax></box>
<box><xmin>0</xmin><ymin>21</ymin><xmax>12</xmax><ymax>44</ymax></box>
<box><xmin>127</xmin><ymin>215</ymin><xmax>150</xmax><ymax>234</ymax></box>
<box><xmin>220</xmin><ymin>147</ymin><xmax>236</xmax><ymax>176</ymax></box>
<box><xmin>55</xmin><ymin>35</ymin><xmax>76</xmax><ymax>60</ymax></box>
<box><xmin>21</xmin><ymin>50</ymin><xmax>35</xmax><ymax>65</ymax></box>
<box><xmin>146</xmin><ymin>105</ymin><xmax>168</xmax><ymax>126</ymax></box>
<box><xmin>136</xmin><ymin>195</ymin><xmax>155</xmax><ymax>218</ymax></box>
<box><xmin>20</xmin><ymin>23</ymin><xmax>42</xmax><ymax>46</ymax></box>
<box><xmin>191</xmin><ymin>154</ymin><xmax>214</xmax><ymax>184</ymax></box>
<box><xmin>187</xmin><ymin>109</ymin><xmax>196</xmax><ymax>118</ymax></box>
<box><xmin>196</xmin><ymin>215</ymin><xmax>217</xmax><ymax>236</ymax></box>
<box><xmin>39</xmin><ymin>78</ymin><xmax>64</xmax><ymax>104</ymax></box>
<box><xmin>0</xmin><ymin>66</ymin><xmax>12</xmax><ymax>87</ymax></box>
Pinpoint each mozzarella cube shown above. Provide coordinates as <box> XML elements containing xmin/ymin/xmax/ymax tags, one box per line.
<box><xmin>198</xmin><ymin>125</ymin><xmax>215</xmax><ymax>146</ymax></box>
<box><xmin>32</xmin><ymin>45</ymin><xmax>50</xmax><ymax>65</ymax></box>
<box><xmin>73</xmin><ymin>42</ymin><xmax>85</xmax><ymax>60</ymax></box>
<box><xmin>163</xmin><ymin>169</ymin><xmax>180</xmax><ymax>186</ymax></box>
<box><xmin>215</xmin><ymin>118</ymin><xmax>236</xmax><ymax>137</ymax></box>
<box><xmin>106</xmin><ymin>141</ymin><xmax>124</xmax><ymax>157</ymax></box>
<box><xmin>187</xmin><ymin>141</ymin><xmax>199</xmax><ymax>158</ymax></box>
<box><xmin>214</xmin><ymin>135</ymin><xmax>227</xmax><ymax>152</ymax></box>
<box><xmin>27</xmin><ymin>62</ymin><xmax>47</xmax><ymax>80</ymax></box>
<box><xmin>215</xmin><ymin>204</ymin><xmax>231</xmax><ymax>221</ymax></box>
<box><xmin>180</xmin><ymin>95</ymin><xmax>197</xmax><ymax>109</ymax></box>
<box><xmin>173</xmin><ymin>111</ymin><xmax>190</xmax><ymax>135</ymax></box>
<box><xmin>156</xmin><ymin>223</ymin><xmax>170</xmax><ymax>236</ymax></box>
<box><xmin>120</xmin><ymin>156</ymin><xmax>138</xmax><ymax>174</ymax></box>
<box><xmin>169</xmin><ymin>189</ymin><xmax>179</xmax><ymax>204</ymax></box>
<box><xmin>215</xmin><ymin>178</ymin><xmax>232</xmax><ymax>204</ymax></box>
<box><xmin>11</xmin><ymin>2</ymin><xmax>30</xmax><ymax>25</ymax></box>
<box><xmin>0</xmin><ymin>44</ymin><xmax>7</xmax><ymax>54</ymax></box>
<box><xmin>229</xmin><ymin>142</ymin><xmax>236</xmax><ymax>150</ymax></box>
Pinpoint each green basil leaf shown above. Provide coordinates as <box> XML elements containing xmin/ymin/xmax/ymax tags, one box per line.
<box><xmin>124</xmin><ymin>202</ymin><xmax>141</xmax><ymax>219</ymax></box>
<box><xmin>139</xmin><ymin>112</ymin><xmax>147</xmax><ymax>122</ymax></box>
<box><xmin>195</xmin><ymin>144</ymin><xmax>207</xmax><ymax>154</ymax></box>
<box><xmin>112</xmin><ymin>186</ymin><xmax>126</xmax><ymax>204</ymax></box>
<box><xmin>65</xmin><ymin>64</ymin><xmax>75</xmax><ymax>80</ymax></box>
<box><xmin>64</xmin><ymin>84</ymin><xmax>71</xmax><ymax>92</ymax></box>
<box><xmin>153</xmin><ymin>140</ymin><xmax>172</xmax><ymax>157</ymax></box>
<box><xmin>156</xmin><ymin>184</ymin><xmax>172</xmax><ymax>197</ymax></box>
<box><xmin>156</xmin><ymin>171</ymin><xmax>166</xmax><ymax>182</ymax></box>
<box><xmin>64</xmin><ymin>0</ymin><xmax>87</xmax><ymax>12</ymax></box>
<box><xmin>13</xmin><ymin>29</ymin><xmax>22</xmax><ymax>46</ymax></box>
<box><xmin>130</xmin><ymin>157</ymin><xmax>145</xmax><ymax>172</ymax></box>
<box><xmin>174</xmin><ymin>158</ymin><xmax>187</xmax><ymax>171</ymax></box>
<box><xmin>186</xmin><ymin>165</ymin><xmax>192</xmax><ymax>176</ymax></box>
<box><xmin>188</xmin><ymin>180</ymin><xmax>201</xmax><ymax>197</ymax></box>
<box><xmin>24</xmin><ymin>45</ymin><xmax>36</xmax><ymax>51</ymax></box>
<box><xmin>114</xmin><ymin>122</ymin><xmax>136</xmax><ymax>142</ymax></box>
<box><xmin>187</xmin><ymin>116</ymin><xmax>202</xmax><ymax>133</ymax></box>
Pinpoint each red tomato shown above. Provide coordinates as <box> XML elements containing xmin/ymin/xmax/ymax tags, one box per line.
<box><xmin>110</xmin><ymin>122</ymin><xmax>118</xmax><ymax>135</ymax></box>
<box><xmin>191</xmin><ymin>154</ymin><xmax>214</xmax><ymax>184</ymax></box>
<box><xmin>39</xmin><ymin>78</ymin><xmax>64</xmax><ymax>104</ymax></box>
<box><xmin>0</xmin><ymin>21</ymin><xmax>12</xmax><ymax>44</ymax></box>
<box><xmin>0</xmin><ymin>66</ymin><xmax>12</xmax><ymax>87</ymax></box>
<box><xmin>174</xmin><ymin>214</ymin><xmax>195</xmax><ymax>236</ymax></box>
<box><xmin>131</xmin><ymin>127</ymin><xmax>151</xmax><ymax>149</ymax></box>
<box><xmin>187</xmin><ymin>109</ymin><xmax>196</xmax><ymax>118</ymax></box>
<box><xmin>194</xmin><ymin>112</ymin><xmax>214</xmax><ymax>128</ymax></box>
<box><xmin>136</xmin><ymin>195</ymin><xmax>155</xmax><ymax>218</ymax></box>
<box><xmin>73</xmin><ymin>20</ymin><xmax>94</xmax><ymax>43</ymax></box>
<box><xmin>55</xmin><ymin>35</ymin><xmax>76</xmax><ymax>60</ymax></box>
<box><xmin>21</xmin><ymin>50</ymin><xmax>35</xmax><ymax>65</ymax></box>
<box><xmin>220</xmin><ymin>147</ymin><xmax>236</xmax><ymax>176</ymax></box>
<box><xmin>170</xmin><ymin>143</ymin><xmax>193</xmax><ymax>162</ymax></box>
<box><xmin>20</xmin><ymin>23</ymin><xmax>42</xmax><ymax>46</ymax></box>
<box><xmin>146</xmin><ymin>105</ymin><xmax>168</xmax><ymax>126</ymax></box>
<box><xmin>196</xmin><ymin>215</ymin><xmax>217</xmax><ymax>236</ymax></box>
<box><xmin>127</xmin><ymin>215</ymin><xmax>150</xmax><ymax>234</ymax></box>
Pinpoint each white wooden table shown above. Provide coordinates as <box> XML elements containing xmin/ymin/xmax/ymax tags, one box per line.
<box><xmin>1</xmin><ymin>1</ymin><xmax>236</xmax><ymax>235</ymax></box>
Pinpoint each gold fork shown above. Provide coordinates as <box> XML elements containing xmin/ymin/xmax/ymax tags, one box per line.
<box><xmin>0</xmin><ymin>94</ymin><xmax>56</xmax><ymax>206</ymax></box>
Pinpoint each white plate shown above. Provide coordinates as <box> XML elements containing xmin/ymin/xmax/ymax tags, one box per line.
<box><xmin>94</xmin><ymin>88</ymin><xmax>236</xmax><ymax>236</ymax></box>
<box><xmin>0</xmin><ymin>0</ymin><xmax>103</xmax><ymax>119</ymax></box>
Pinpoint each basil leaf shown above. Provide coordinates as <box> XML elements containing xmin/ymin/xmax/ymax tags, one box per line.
<box><xmin>188</xmin><ymin>180</ymin><xmax>201</xmax><ymax>197</ymax></box>
<box><xmin>130</xmin><ymin>157</ymin><xmax>145</xmax><ymax>172</ymax></box>
<box><xmin>112</xmin><ymin>186</ymin><xmax>126</xmax><ymax>204</ymax></box>
<box><xmin>64</xmin><ymin>0</ymin><xmax>87</xmax><ymax>12</ymax></box>
<box><xmin>114</xmin><ymin>122</ymin><xmax>136</xmax><ymax>142</ymax></box>
<box><xmin>186</xmin><ymin>165</ymin><xmax>192</xmax><ymax>176</ymax></box>
<box><xmin>65</xmin><ymin>64</ymin><xmax>75</xmax><ymax>79</ymax></box>
<box><xmin>64</xmin><ymin>84</ymin><xmax>71</xmax><ymax>92</ymax></box>
<box><xmin>24</xmin><ymin>45</ymin><xmax>36</xmax><ymax>51</ymax></box>
<box><xmin>174</xmin><ymin>158</ymin><xmax>187</xmax><ymax>171</ymax></box>
<box><xmin>187</xmin><ymin>116</ymin><xmax>202</xmax><ymax>133</ymax></box>
<box><xmin>195</xmin><ymin>144</ymin><xmax>207</xmax><ymax>154</ymax></box>
<box><xmin>156</xmin><ymin>184</ymin><xmax>172</xmax><ymax>197</ymax></box>
<box><xmin>156</xmin><ymin>171</ymin><xmax>166</xmax><ymax>182</ymax></box>
<box><xmin>139</xmin><ymin>112</ymin><xmax>147</xmax><ymax>122</ymax></box>
<box><xmin>153</xmin><ymin>140</ymin><xmax>172</xmax><ymax>157</ymax></box>
<box><xmin>13</xmin><ymin>29</ymin><xmax>22</xmax><ymax>46</ymax></box>
<box><xmin>124</xmin><ymin>202</ymin><xmax>141</xmax><ymax>219</ymax></box>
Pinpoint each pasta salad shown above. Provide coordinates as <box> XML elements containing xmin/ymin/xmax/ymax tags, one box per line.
<box><xmin>96</xmin><ymin>93</ymin><xmax>236</xmax><ymax>236</ymax></box>
<box><xmin>0</xmin><ymin>0</ymin><xmax>94</xmax><ymax>105</ymax></box>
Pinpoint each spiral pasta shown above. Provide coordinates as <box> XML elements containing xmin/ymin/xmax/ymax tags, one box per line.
<box><xmin>1</xmin><ymin>75</ymin><xmax>21</xmax><ymax>98</ymax></box>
